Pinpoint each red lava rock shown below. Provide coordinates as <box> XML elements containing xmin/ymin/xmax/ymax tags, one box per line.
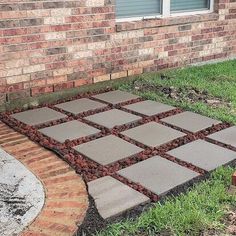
<box><xmin>152</xmin><ymin>195</ymin><xmax>158</xmax><ymax>202</ymax></box>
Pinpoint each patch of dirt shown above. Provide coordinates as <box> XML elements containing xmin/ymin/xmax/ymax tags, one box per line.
<box><xmin>132</xmin><ymin>78</ymin><xmax>232</xmax><ymax>110</ymax></box>
<box><xmin>202</xmin><ymin>195</ymin><xmax>236</xmax><ymax>236</ymax></box>
<box><xmin>76</xmin><ymin>195</ymin><xmax>106</xmax><ymax>236</ymax></box>
<box><xmin>225</xmin><ymin>209</ymin><xmax>236</xmax><ymax>235</ymax></box>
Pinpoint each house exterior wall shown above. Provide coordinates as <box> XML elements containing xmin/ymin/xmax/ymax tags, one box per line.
<box><xmin>0</xmin><ymin>0</ymin><xmax>235</xmax><ymax>105</ymax></box>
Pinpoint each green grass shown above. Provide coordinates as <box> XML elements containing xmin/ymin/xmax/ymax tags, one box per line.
<box><xmin>117</xmin><ymin>60</ymin><xmax>236</xmax><ymax>124</ymax></box>
<box><xmin>96</xmin><ymin>60</ymin><xmax>236</xmax><ymax>236</ymax></box>
<box><xmin>97</xmin><ymin>167</ymin><xmax>236</xmax><ymax>236</ymax></box>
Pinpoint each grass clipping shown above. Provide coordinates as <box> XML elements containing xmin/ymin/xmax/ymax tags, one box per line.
<box><xmin>97</xmin><ymin>167</ymin><xmax>236</xmax><ymax>236</ymax></box>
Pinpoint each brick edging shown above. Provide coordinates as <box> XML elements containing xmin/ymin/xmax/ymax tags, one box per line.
<box><xmin>0</xmin><ymin>121</ymin><xmax>88</xmax><ymax>236</ymax></box>
<box><xmin>232</xmin><ymin>172</ymin><xmax>236</xmax><ymax>186</ymax></box>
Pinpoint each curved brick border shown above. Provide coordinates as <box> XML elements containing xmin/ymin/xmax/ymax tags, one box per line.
<box><xmin>0</xmin><ymin>121</ymin><xmax>88</xmax><ymax>236</ymax></box>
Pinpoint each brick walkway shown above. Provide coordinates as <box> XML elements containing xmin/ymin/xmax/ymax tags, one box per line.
<box><xmin>1</xmin><ymin>90</ymin><xmax>235</xmax><ymax>221</ymax></box>
<box><xmin>0</xmin><ymin>122</ymin><xmax>88</xmax><ymax>236</ymax></box>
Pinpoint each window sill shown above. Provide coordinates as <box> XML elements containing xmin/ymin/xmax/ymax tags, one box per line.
<box><xmin>116</xmin><ymin>12</ymin><xmax>219</xmax><ymax>32</ymax></box>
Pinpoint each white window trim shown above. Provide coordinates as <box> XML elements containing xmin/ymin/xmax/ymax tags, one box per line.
<box><xmin>116</xmin><ymin>0</ymin><xmax>214</xmax><ymax>23</ymax></box>
<box><xmin>162</xmin><ymin>0</ymin><xmax>171</xmax><ymax>17</ymax></box>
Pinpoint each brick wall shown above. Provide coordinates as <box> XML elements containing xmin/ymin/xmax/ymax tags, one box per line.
<box><xmin>0</xmin><ymin>0</ymin><xmax>235</xmax><ymax>105</ymax></box>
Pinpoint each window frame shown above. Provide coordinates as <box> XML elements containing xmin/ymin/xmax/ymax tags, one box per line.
<box><xmin>116</xmin><ymin>0</ymin><xmax>214</xmax><ymax>22</ymax></box>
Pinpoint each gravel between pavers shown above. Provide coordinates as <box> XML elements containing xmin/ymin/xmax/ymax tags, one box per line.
<box><xmin>1</xmin><ymin>88</ymin><xmax>235</xmax><ymax>234</ymax></box>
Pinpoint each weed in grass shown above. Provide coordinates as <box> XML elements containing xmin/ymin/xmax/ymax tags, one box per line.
<box><xmin>118</xmin><ymin>60</ymin><xmax>236</xmax><ymax>124</ymax></box>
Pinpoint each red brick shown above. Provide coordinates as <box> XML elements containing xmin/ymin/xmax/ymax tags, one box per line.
<box><xmin>232</xmin><ymin>172</ymin><xmax>236</xmax><ymax>186</ymax></box>
<box><xmin>0</xmin><ymin>1</ymin><xmax>235</xmax><ymax>106</ymax></box>
<box><xmin>46</xmin><ymin>200</ymin><xmax>86</xmax><ymax>209</ymax></box>
<box><xmin>53</xmin><ymin>81</ymin><xmax>74</xmax><ymax>92</ymax></box>
<box><xmin>74</xmin><ymin>78</ymin><xmax>92</xmax><ymax>87</ymax></box>
<box><xmin>40</xmin><ymin>167</ymin><xmax>72</xmax><ymax>179</ymax></box>
<box><xmin>31</xmin><ymin>85</ymin><xmax>54</xmax><ymax>96</ymax></box>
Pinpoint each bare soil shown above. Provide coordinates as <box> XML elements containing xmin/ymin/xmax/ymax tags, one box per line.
<box><xmin>132</xmin><ymin>78</ymin><xmax>232</xmax><ymax>110</ymax></box>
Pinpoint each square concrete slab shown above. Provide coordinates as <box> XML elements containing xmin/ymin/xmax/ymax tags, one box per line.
<box><xmin>208</xmin><ymin>126</ymin><xmax>236</xmax><ymax>148</ymax></box>
<box><xmin>84</xmin><ymin>109</ymin><xmax>142</xmax><ymax>129</ymax></box>
<box><xmin>161</xmin><ymin>111</ymin><xmax>221</xmax><ymax>133</ymax></box>
<box><xmin>55</xmin><ymin>98</ymin><xmax>107</xmax><ymax>115</ymax></box>
<box><xmin>121</xmin><ymin>122</ymin><xmax>185</xmax><ymax>147</ymax></box>
<box><xmin>39</xmin><ymin>120</ymin><xmax>100</xmax><ymax>143</ymax></box>
<box><xmin>88</xmin><ymin>176</ymin><xmax>149</xmax><ymax>219</ymax></box>
<box><xmin>123</xmin><ymin>100</ymin><xmax>175</xmax><ymax>116</ymax></box>
<box><xmin>74</xmin><ymin>135</ymin><xmax>143</xmax><ymax>165</ymax></box>
<box><xmin>11</xmin><ymin>107</ymin><xmax>67</xmax><ymax>126</ymax></box>
<box><xmin>167</xmin><ymin>140</ymin><xmax>236</xmax><ymax>171</ymax></box>
<box><xmin>92</xmin><ymin>90</ymin><xmax>140</xmax><ymax>105</ymax></box>
<box><xmin>118</xmin><ymin>156</ymin><xmax>199</xmax><ymax>196</ymax></box>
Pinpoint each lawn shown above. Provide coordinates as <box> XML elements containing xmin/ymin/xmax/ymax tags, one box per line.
<box><xmin>117</xmin><ymin>59</ymin><xmax>236</xmax><ymax>125</ymax></box>
<box><xmin>96</xmin><ymin>60</ymin><xmax>236</xmax><ymax>236</ymax></box>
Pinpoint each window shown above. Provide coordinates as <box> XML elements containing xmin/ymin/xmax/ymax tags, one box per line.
<box><xmin>116</xmin><ymin>0</ymin><xmax>213</xmax><ymax>20</ymax></box>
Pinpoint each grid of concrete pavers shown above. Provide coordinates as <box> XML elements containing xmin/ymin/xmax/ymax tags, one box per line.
<box><xmin>9</xmin><ymin>90</ymin><xmax>236</xmax><ymax>220</ymax></box>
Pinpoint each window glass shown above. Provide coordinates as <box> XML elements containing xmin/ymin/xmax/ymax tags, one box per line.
<box><xmin>171</xmin><ymin>0</ymin><xmax>209</xmax><ymax>12</ymax></box>
<box><xmin>116</xmin><ymin>0</ymin><xmax>161</xmax><ymax>19</ymax></box>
